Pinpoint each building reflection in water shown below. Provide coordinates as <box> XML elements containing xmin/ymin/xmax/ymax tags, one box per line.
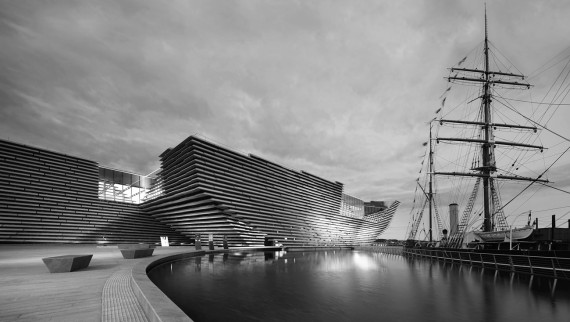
<box><xmin>148</xmin><ymin>250</ymin><xmax>570</xmax><ymax>322</ymax></box>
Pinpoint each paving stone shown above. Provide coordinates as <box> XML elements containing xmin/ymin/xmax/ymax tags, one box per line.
<box><xmin>0</xmin><ymin>244</ymin><xmax>196</xmax><ymax>321</ymax></box>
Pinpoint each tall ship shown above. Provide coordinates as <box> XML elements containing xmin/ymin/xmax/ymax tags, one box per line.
<box><xmin>406</xmin><ymin>8</ymin><xmax>570</xmax><ymax>250</ymax></box>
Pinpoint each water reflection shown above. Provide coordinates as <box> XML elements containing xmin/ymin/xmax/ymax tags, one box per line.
<box><xmin>148</xmin><ymin>250</ymin><xmax>570</xmax><ymax>322</ymax></box>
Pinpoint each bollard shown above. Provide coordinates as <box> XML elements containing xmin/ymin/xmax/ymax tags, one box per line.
<box><xmin>223</xmin><ymin>235</ymin><xmax>228</xmax><ymax>249</ymax></box>
<box><xmin>195</xmin><ymin>234</ymin><xmax>202</xmax><ymax>250</ymax></box>
<box><xmin>550</xmin><ymin>215</ymin><xmax>556</xmax><ymax>242</ymax></box>
<box><xmin>208</xmin><ymin>233</ymin><xmax>214</xmax><ymax>250</ymax></box>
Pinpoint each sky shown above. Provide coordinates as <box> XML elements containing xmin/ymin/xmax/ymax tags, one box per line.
<box><xmin>1</xmin><ymin>0</ymin><xmax>570</xmax><ymax>239</ymax></box>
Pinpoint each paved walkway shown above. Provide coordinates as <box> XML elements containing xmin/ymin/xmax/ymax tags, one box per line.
<box><xmin>0</xmin><ymin>244</ymin><xmax>195</xmax><ymax>322</ymax></box>
<box><xmin>102</xmin><ymin>263</ymin><xmax>147</xmax><ymax>322</ymax></box>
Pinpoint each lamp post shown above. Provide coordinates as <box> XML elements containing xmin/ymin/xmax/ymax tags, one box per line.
<box><xmin>509</xmin><ymin>211</ymin><xmax>530</xmax><ymax>250</ymax></box>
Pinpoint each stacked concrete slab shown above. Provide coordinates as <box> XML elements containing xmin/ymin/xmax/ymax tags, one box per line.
<box><xmin>0</xmin><ymin>136</ymin><xmax>397</xmax><ymax>246</ymax></box>
<box><xmin>0</xmin><ymin>139</ymin><xmax>188</xmax><ymax>244</ymax></box>
<box><xmin>141</xmin><ymin>136</ymin><xmax>398</xmax><ymax>247</ymax></box>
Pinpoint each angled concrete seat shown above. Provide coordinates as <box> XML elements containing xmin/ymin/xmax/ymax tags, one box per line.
<box><xmin>42</xmin><ymin>254</ymin><xmax>93</xmax><ymax>273</ymax></box>
<box><xmin>118</xmin><ymin>243</ymin><xmax>152</xmax><ymax>250</ymax></box>
<box><xmin>120</xmin><ymin>248</ymin><xmax>154</xmax><ymax>259</ymax></box>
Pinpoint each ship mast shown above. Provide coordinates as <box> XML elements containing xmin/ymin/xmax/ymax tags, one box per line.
<box><xmin>428</xmin><ymin>122</ymin><xmax>434</xmax><ymax>242</ymax></box>
<box><xmin>481</xmin><ymin>7</ymin><xmax>493</xmax><ymax>232</ymax></box>
<box><xmin>434</xmin><ymin>6</ymin><xmax>548</xmax><ymax>232</ymax></box>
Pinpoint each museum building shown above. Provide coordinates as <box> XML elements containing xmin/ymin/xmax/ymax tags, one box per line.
<box><xmin>0</xmin><ymin>136</ymin><xmax>398</xmax><ymax>247</ymax></box>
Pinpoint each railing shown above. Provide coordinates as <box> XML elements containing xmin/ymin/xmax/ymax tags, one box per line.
<box><xmin>356</xmin><ymin>245</ymin><xmax>404</xmax><ymax>255</ymax></box>
<box><xmin>403</xmin><ymin>248</ymin><xmax>570</xmax><ymax>281</ymax></box>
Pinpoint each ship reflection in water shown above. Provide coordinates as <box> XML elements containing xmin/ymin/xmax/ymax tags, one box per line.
<box><xmin>148</xmin><ymin>250</ymin><xmax>570</xmax><ymax>322</ymax></box>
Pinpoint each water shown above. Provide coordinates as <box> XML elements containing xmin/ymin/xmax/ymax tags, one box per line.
<box><xmin>148</xmin><ymin>250</ymin><xmax>570</xmax><ymax>322</ymax></box>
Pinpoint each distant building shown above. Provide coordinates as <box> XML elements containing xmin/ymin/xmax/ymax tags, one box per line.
<box><xmin>364</xmin><ymin>201</ymin><xmax>388</xmax><ymax>215</ymax></box>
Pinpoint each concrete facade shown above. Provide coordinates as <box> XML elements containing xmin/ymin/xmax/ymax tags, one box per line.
<box><xmin>0</xmin><ymin>136</ymin><xmax>398</xmax><ymax>246</ymax></box>
<box><xmin>0</xmin><ymin>139</ymin><xmax>188</xmax><ymax>244</ymax></box>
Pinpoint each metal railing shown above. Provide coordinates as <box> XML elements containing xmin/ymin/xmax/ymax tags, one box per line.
<box><xmin>403</xmin><ymin>248</ymin><xmax>570</xmax><ymax>280</ymax></box>
<box><xmin>356</xmin><ymin>245</ymin><xmax>404</xmax><ymax>255</ymax></box>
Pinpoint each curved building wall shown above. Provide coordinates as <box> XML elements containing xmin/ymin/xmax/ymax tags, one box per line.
<box><xmin>141</xmin><ymin>136</ymin><xmax>398</xmax><ymax>247</ymax></box>
<box><xmin>0</xmin><ymin>139</ymin><xmax>189</xmax><ymax>244</ymax></box>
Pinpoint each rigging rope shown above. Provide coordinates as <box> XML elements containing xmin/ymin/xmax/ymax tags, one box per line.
<box><xmin>502</xmin><ymin>98</ymin><xmax>570</xmax><ymax>106</ymax></box>
<box><xmin>498</xmin><ymin>144</ymin><xmax>570</xmax><ymax>212</ymax></box>
<box><xmin>494</xmin><ymin>97</ymin><xmax>570</xmax><ymax>143</ymax></box>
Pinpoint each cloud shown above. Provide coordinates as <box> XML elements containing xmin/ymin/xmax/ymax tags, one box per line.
<box><xmin>1</xmin><ymin>0</ymin><xmax>570</xmax><ymax>239</ymax></box>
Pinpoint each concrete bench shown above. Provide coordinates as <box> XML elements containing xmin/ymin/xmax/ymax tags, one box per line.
<box><xmin>42</xmin><ymin>254</ymin><xmax>93</xmax><ymax>273</ymax></box>
<box><xmin>118</xmin><ymin>244</ymin><xmax>154</xmax><ymax>259</ymax></box>
<box><xmin>118</xmin><ymin>243</ymin><xmax>152</xmax><ymax>250</ymax></box>
<box><xmin>119</xmin><ymin>248</ymin><xmax>154</xmax><ymax>259</ymax></box>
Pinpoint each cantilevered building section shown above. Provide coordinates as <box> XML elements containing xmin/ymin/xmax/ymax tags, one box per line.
<box><xmin>0</xmin><ymin>135</ymin><xmax>398</xmax><ymax>246</ymax></box>
<box><xmin>141</xmin><ymin>136</ymin><xmax>399</xmax><ymax>247</ymax></box>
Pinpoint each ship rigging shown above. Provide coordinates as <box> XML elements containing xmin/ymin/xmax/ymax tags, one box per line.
<box><xmin>407</xmin><ymin>7</ymin><xmax>570</xmax><ymax>248</ymax></box>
